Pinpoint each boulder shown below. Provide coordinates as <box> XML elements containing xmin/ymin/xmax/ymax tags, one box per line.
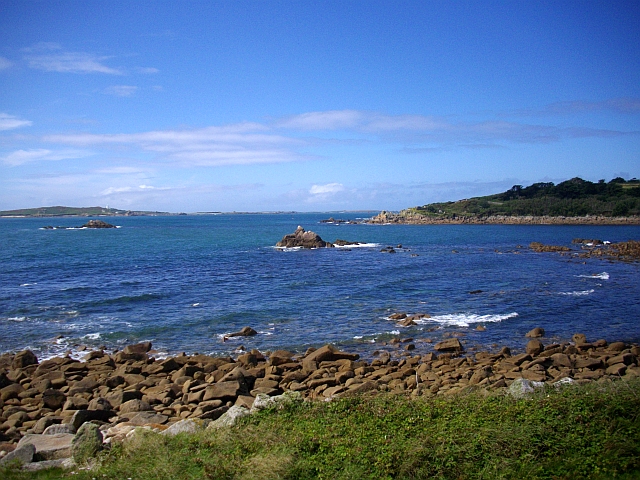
<box><xmin>203</xmin><ymin>381</ymin><xmax>246</xmax><ymax>401</ymax></box>
<box><xmin>275</xmin><ymin>226</ymin><xmax>328</xmax><ymax>249</ymax></box>
<box><xmin>0</xmin><ymin>442</ymin><xmax>35</xmax><ymax>466</ymax></box>
<box><xmin>525</xmin><ymin>327</ymin><xmax>545</xmax><ymax>338</ymax></box>
<box><xmin>525</xmin><ymin>339</ymin><xmax>544</xmax><ymax>356</ymax></box>
<box><xmin>434</xmin><ymin>339</ymin><xmax>463</xmax><ymax>352</ymax></box>
<box><xmin>507</xmin><ymin>378</ymin><xmax>545</xmax><ymax>399</ymax></box>
<box><xmin>71</xmin><ymin>409</ymin><xmax>114</xmax><ymax>432</ymax></box>
<box><xmin>162</xmin><ymin>419</ymin><xmax>201</xmax><ymax>436</ymax></box>
<box><xmin>225</xmin><ymin>327</ymin><xmax>258</xmax><ymax>339</ymax></box>
<box><xmin>11</xmin><ymin>350</ymin><xmax>38</xmax><ymax>369</ymax></box>
<box><xmin>119</xmin><ymin>399</ymin><xmax>152</xmax><ymax>414</ymax></box>
<box><xmin>572</xmin><ymin>333</ymin><xmax>588</xmax><ymax>345</ymax></box>
<box><xmin>71</xmin><ymin>423</ymin><xmax>103</xmax><ymax>464</ymax></box>
<box><xmin>17</xmin><ymin>433</ymin><xmax>74</xmax><ymax>461</ymax></box>
<box><xmin>123</xmin><ymin>342</ymin><xmax>152</xmax><ymax>355</ymax></box>
<box><xmin>207</xmin><ymin>405</ymin><xmax>250</xmax><ymax>429</ymax></box>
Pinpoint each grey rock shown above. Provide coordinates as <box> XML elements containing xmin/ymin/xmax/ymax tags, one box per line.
<box><xmin>0</xmin><ymin>443</ymin><xmax>35</xmax><ymax>466</ymax></box>
<box><xmin>507</xmin><ymin>378</ymin><xmax>545</xmax><ymax>399</ymax></box>
<box><xmin>17</xmin><ymin>433</ymin><xmax>74</xmax><ymax>461</ymax></box>
<box><xmin>125</xmin><ymin>411</ymin><xmax>169</xmax><ymax>426</ymax></box>
<box><xmin>21</xmin><ymin>457</ymin><xmax>75</xmax><ymax>472</ymax></box>
<box><xmin>162</xmin><ymin>419</ymin><xmax>201</xmax><ymax>436</ymax></box>
<box><xmin>43</xmin><ymin>423</ymin><xmax>75</xmax><ymax>435</ymax></box>
<box><xmin>207</xmin><ymin>405</ymin><xmax>250</xmax><ymax>429</ymax></box>
<box><xmin>71</xmin><ymin>423</ymin><xmax>103</xmax><ymax>464</ymax></box>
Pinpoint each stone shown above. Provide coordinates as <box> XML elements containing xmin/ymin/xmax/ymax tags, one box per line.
<box><xmin>607</xmin><ymin>353</ymin><xmax>635</xmax><ymax>367</ymax></box>
<box><xmin>525</xmin><ymin>339</ymin><xmax>544</xmax><ymax>356</ymax></box>
<box><xmin>11</xmin><ymin>350</ymin><xmax>38</xmax><ymax>369</ymax></box>
<box><xmin>22</xmin><ymin>457</ymin><xmax>75</xmax><ymax>472</ymax></box>
<box><xmin>71</xmin><ymin>422</ymin><xmax>103</xmax><ymax>464</ymax></box>
<box><xmin>0</xmin><ymin>442</ymin><xmax>35</xmax><ymax>466</ymax></box>
<box><xmin>203</xmin><ymin>381</ymin><xmax>246</xmax><ymax>401</ymax></box>
<box><xmin>33</xmin><ymin>416</ymin><xmax>58</xmax><ymax>434</ymax></box>
<box><xmin>207</xmin><ymin>405</ymin><xmax>250</xmax><ymax>429</ymax></box>
<box><xmin>572</xmin><ymin>333</ymin><xmax>588</xmax><ymax>345</ymax></box>
<box><xmin>162</xmin><ymin>419</ymin><xmax>201</xmax><ymax>436</ymax></box>
<box><xmin>87</xmin><ymin>397</ymin><xmax>113</xmax><ymax>411</ymax></box>
<box><xmin>63</xmin><ymin>396</ymin><xmax>89</xmax><ymax>411</ymax></box>
<box><xmin>123</xmin><ymin>342</ymin><xmax>152</xmax><ymax>355</ymax></box>
<box><xmin>43</xmin><ymin>424</ymin><xmax>75</xmax><ymax>435</ymax></box>
<box><xmin>1</xmin><ymin>383</ymin><xmax>25</xmax><ymax>401</ymax></box>
<box><xmin>525</xmin><ymin>327</ymin><xmax>545</xmax><ymax>338</ymax></box>
<box><xmin>507</xmin><ymin>378</ymin><xmax>545</xmax><ymax>399</ymax></box>
<box><xmin>41</xmin><ymin>387</ymin><xmax>66</xmax><ymax>406</ymax></box>
<box><xmin>434</xmin><ymin>338</ymin><xmax>463</xmax><ymax>352</ymax></box>
<box><xmin>71</xmin><ymin>409</ymin><xmax>114</xmax><ymax>432</ymax></box>
<box><xmin>608</xmin><ymin>342</ymin><xmax>626</xmax><ymax>353</ymax></box>
<box><xmin>119</xmin><ymin>399</ymin><xmax>152</xmax><ymax>414</ymax></box>
<box><xmin>105</xmin><ymin>390</ymin><xmax>143</xmax><ymax>408</ymax></box>
<box><xmin>68</xmin><ymin>378</ymin><xmax>99</xmax><ymax>396</ymax></box>
<box><xmin>225</xmin><ymin>327</ymin><xmax>258</xmax><ymax>338</ymax></box>
<box><xmin>126</xmin><ymin>411</ymin><xmax>169</xmax><ymax>426</ymax></box>
<box><xmin>17</xmin><ymin>433</ymin><xmax>74</xmax><ymax>461</ymax></box>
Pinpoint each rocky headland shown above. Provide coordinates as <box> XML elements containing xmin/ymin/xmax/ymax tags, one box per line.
<box><xmin>1</xmin><ymin>331</ymin><xmax>639</xmax><ymax>470</ymax></box>
<box><xmin>368</xmin><ymin>211</ymin><xmax>640</xmax><ymax>225</ymax></box>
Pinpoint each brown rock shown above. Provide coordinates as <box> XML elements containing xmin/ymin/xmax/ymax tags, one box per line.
<box><xmin>122</xmin><ymin>342</ymin><xmax>151</xmax><ymax>355</ymax></box>
<box><xmin>275</xmin><ymin>226</ymin><xmax>329</xmax><ymax>249</ymax></box>
<box><xmin>572</xmin><ymin>333</ymin><xmax>588</xmax><ymax>345</ymax></box>
<box><xmin>608</xmin><ymin>342</ymin><xmax>626</xmax><ymax>353</ymax></box>
<box><xmin>525</xmin><ymin>339</ymin><xmax>544</xmax><ymax>356</ymax></box>
<box><xmin>1</xmin><ymin>383</ymin><xmax>25</xmax><ymax>401</ymax></box>
<box><xmin>11</xmin><ymin>350</ymin><xmax>38</xmax><ymax>370</ymax></box>
<box><xmin>225</xmin><ymin>327</ymin><xmax>258</xmax><ymax>338</ymax></box>
<box><xmin>203</xmin><ymin>381</ymin><xmax>246</xmax><ymax>402</ymax></box>
<box><xmin>606</xmin><ymin>364</ymin><xmax>627</xmax><ymax>376</ymax></box>
<box><xmin>574</xmin><ymin>357</ymin><xmax>603</xmax><ymax>369</ymax></box>
<box><xmin>525</xmin><ymin>327</ymin><xmax>545</xmax><ymax>338</ymax></box>
<box><xmin>434</xmin><ymin>338</ymin><xmax>463</xmax><ymax>352</ymax></box>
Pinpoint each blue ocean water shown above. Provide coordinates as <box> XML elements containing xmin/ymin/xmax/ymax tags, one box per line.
<box><xmin>1</xmin><ymin>213</ymin><xmax>639</xmax><ymax>361</ymax></box>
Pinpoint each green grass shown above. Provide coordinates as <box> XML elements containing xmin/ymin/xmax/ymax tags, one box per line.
<box><xmin>3</xmin><ymin>379</ymin><xmax>640</xmax><ymax>479</ymax></box>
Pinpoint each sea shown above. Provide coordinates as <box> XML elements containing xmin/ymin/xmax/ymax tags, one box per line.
<box><xmin>1</xmin><ymin>213</ymin><xmax>639</xmax><ymax>362</ymax></box>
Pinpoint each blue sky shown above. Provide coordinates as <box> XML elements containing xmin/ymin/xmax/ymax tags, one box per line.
<box><xmin>1</xmin><ymin>1</ymin><xmax>639</xmax><ymax>212</ymax></box>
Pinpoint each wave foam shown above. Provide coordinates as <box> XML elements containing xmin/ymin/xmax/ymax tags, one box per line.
<box><xmin>415</xmin><ymin>312</ymin><xmax>518</xmax><ymax>327</ymax></box>
<box><xmin>577</xmin><ymin>272</ymin><xmax>609</xmax><ymax>280</ymax></box>
<box><xmin>559</xmin><ymin>289</ymin><xmax>594</xmax><ymax>296</ymax></box>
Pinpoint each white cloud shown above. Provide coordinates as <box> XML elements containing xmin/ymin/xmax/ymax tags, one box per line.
<box><xmin>0</xmin><ymin>113</ymin><xmax>32</xmax><ymax>131</ymax></box>
<box><xmin>103</xmin><ymin>85</ymin><xmax>138</xmax><ymax>97</ymax></box>
<box><xmin>1</xmin><ymin>148</ymin><xmax>92</xmax><ymax>166</ymax></box>
<box><xmin>278</xmin><ymin>110</ymin><xmax>363</xmax><ymax>130</ymax></box>
<box><xmin>25</xmin><ymin>43</ymin><xmax>122</xmax><ymax>74</ymax></box>
<box><xmin>0</xmin><ymin>57</ymin><xmax>12</xmax><ymax>70</ymax></box>
<box><xmin>310</xmin><ymin>183</ymin><xmax>345</xmax><ymax>195</ymax></box>
<box><xmin>43</xmin><ymin>124</ymin><xmax>304</xmax><ymax>167</ymax></box>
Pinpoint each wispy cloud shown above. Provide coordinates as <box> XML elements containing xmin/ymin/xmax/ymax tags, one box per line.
<box><xmin>43</xmin><ymin>124</ymin><xmax>305</xmax><ymax>167</ymax></box>
<box><xmin>510</xmin><ymin>97</ymin><xmax>640</xmax><ymax>117</ymax></box>
<box><xmin>103</xmin><ymin>85</ymin><xmax>138</xmax><ymax>97</ymax></box>
<box><xmin>310</xmin><ymin>183</ymin><xmax>345</xmax><ymax>195</ymax></box>
<box><xmin>0</xmin><ymin>57</ymin><xmax>12</xmax><ymax>70</ymax></box>
<box><xmin>1</xmin><ymin>148</ymin><xmax>92</xmax><ymax>166</ymax></box>
<box><xmin>23</xmin><ymin>43</ymin><xmax>122</xmax><ymax>74</ymax></box>
<box><xmin>0</xmin><ymin>113</ymin><xmax>32</xmax><ymax>130</ymax></box>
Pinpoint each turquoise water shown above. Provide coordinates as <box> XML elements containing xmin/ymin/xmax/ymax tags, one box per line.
<box><xmin>1</xmin><ymin>213</ymin><xmax>639</xmax><ymax>360</ymax></box>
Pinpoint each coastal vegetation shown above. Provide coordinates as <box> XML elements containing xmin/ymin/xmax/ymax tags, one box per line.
<box><xmin>380</xmin><ymin>177</ymin><xmax>640</xmax><ymax>223</ymax></box>
<box><xmin>3</xmin><ymin>378</ymin><xmax>640</xmax><ymax>479</ymax></box>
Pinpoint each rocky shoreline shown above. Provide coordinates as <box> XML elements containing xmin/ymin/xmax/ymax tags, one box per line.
<box><xmin>368</xmin><ymin>211</ymin><xmax>640</xmax><ymax>225</ymax></box>
<box><xmin>2</xmin><ymin>332</ymin><xmax>639</xmax><ymax>470</ymax></box>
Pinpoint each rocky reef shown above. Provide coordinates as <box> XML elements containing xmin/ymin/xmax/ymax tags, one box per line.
<box><xmin>275</xmin><ymin>226</ymin><xmax>363</xmax><ymax>249</ymax></box>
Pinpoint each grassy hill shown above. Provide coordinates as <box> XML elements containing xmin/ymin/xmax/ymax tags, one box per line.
<box><xmin>0</xmin><ymin>206</ymin><xmax>170</xmax><ymax>217</ymax></box>
<box><xmin>408</xmin><ymin>177</ymin><xmax>640</xmax><ymax>220</ymax></box>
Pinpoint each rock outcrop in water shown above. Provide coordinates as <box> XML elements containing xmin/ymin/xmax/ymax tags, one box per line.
<box><xmin>275</xmin><ymin>226</ymin><xmax>364</xmax><ymax>249</ymax></box>
<box><xmin>276</xmin><ymin>226</ymin><xmax>329</xmax><ymax>248</ymax></box>
<box><xmin>81</xmin><ymin>220</ymin><xmax>116</xmax><ymax>229</ymax></box>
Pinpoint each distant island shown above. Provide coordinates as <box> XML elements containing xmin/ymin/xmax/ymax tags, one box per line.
<box><xmin>370</xmin><ymin>177</ymin><xmax>640</xmax><ymax>225</ymax></box>
<box><xmin>0</xmin><ymin>206</ymin><xmax>172</xmax><ymax>218</ymax></box>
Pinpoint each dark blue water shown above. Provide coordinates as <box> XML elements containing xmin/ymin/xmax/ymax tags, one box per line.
<box><xmin>1</xmin><ymin>214</ymin><xmax>639</xmax><ymax>360</ymax></box>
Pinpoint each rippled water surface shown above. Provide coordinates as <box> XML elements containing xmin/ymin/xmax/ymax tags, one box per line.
<box><xmin>1</xmin><ymin>214</ymin><xmax>639</xmax><ymax>360</ymax></box>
